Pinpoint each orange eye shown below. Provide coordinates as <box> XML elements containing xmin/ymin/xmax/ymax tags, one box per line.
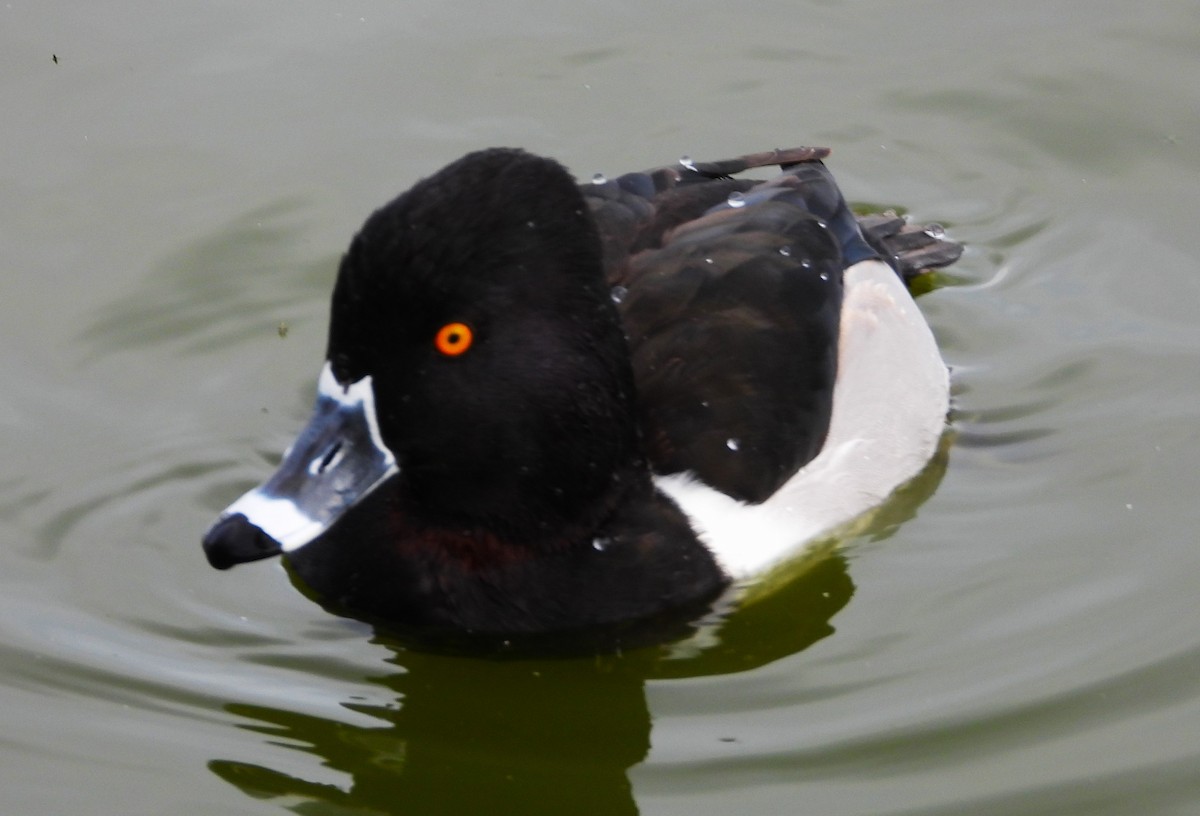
<box><xmin>434</xmin><ymin>322</ymin><xmax>474</xmax><ymax>356</ymax></box>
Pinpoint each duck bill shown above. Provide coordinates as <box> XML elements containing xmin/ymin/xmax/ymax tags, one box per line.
<box><xmin>202</xmin><ymin>362</ymin><xmax>398</xmax><ymax>569</ymax></box>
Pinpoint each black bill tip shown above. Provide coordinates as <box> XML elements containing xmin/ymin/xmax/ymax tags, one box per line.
<box><xmin>202</xmin><ymin>513</ymin><xmax>284</xmax><ymax>570</ymax></box>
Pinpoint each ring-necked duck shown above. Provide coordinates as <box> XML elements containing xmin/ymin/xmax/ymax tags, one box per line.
<box><xmin>202</xmin><ymin>146</ymin><xmax>961</xmax><ymax>650</ymax></box>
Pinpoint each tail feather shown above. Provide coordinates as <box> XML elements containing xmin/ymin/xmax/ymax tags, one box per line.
<box><xmin>857</xmin><ymin>212</ymin><xmax>964</xmax><ymax>281</ymax></box>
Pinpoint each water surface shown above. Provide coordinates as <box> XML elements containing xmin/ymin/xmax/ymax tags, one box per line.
<box><xmin>3</xmin><ymin>2</ymin><xmax>1199</xmax><ymax>813</ymax></box>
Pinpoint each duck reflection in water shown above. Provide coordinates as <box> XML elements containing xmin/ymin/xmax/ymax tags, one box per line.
<box><xmin>207</xmin><ymin>548</ymin><xmax>860</xmax><ymax>815</ymax></box>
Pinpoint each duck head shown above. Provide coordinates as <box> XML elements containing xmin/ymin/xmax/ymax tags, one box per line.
<box><xmin>202</xmin><ymin>149</ymin><xmax>719</xmax><ymax>638</ymax></box>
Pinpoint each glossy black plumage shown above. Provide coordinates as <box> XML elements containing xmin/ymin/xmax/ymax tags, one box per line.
<box><xmin>585</xmin><ymin>151</ymin><xmax>862</xmax><ymax>501</ymax></box>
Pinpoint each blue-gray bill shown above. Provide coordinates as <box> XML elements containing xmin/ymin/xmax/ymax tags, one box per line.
<box><xmin>202</xmin><ymin>363</ymin><xmax>398</xmax><ymax>569</ymax></box>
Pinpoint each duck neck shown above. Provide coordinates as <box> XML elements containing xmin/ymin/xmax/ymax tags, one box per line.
<box><xmin>285</xmin><ymin>466</ymin><xmax>730</xmax><ymax>645</ymax></box>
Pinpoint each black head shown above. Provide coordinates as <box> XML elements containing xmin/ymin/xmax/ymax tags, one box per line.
<box><xmin>325</xmin><ymin>148</ymin><xmax>642</xmax><ymax>539</ymax></box>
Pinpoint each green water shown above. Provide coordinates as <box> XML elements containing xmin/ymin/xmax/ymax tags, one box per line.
<box><xmin>3</xmin><ymin>2</ymin><xmax>1199</xmax><ymax>813</ymax></box>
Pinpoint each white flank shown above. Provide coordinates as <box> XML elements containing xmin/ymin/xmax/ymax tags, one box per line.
<box><xmin>655</xmin><ymin>259</ymin><xmax>950</xmax><ymax>579</ymax></box>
